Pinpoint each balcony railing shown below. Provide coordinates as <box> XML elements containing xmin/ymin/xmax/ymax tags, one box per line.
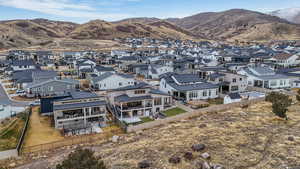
<box><xmin>57</xmin><ymin>114</ymin><xmax>84</xmax><ymax>120</ymax></box>
<box><xmin>90</xmin><ymin>111</ymin><xmax>106</xmax><ymax>116</ymax></box>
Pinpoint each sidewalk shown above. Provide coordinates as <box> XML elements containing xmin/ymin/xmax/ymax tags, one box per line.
<box><xmin>175</xmin><ymin>101</ymin><xmax>195</xmax><ymax>113</ymax></box>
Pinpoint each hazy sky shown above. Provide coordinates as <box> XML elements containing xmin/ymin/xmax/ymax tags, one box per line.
<box><xmin>0</xmin><ymin>0</ymin><xmax>299</xmax><ymax>23</ymax></box>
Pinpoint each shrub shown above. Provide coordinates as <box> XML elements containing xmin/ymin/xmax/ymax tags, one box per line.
<box><xmin>296</xmin><ymin>89</ymin><xmax>300</xmax><ymax>101</ymax></box>
<box><xmin>266</xmin><ymin>92</ymin><xmax>292</xmax><ymax>120</ymax></box>
<box><xmin>56</xmin><ymin>148</ymin><xmax>107</xmax><ymax>169</ymax></box>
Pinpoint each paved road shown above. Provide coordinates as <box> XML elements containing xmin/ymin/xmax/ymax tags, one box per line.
<box><xmin>0</xmin><ymin>83</ymin><xmax>31</xmax><ymax>107</ymax></box>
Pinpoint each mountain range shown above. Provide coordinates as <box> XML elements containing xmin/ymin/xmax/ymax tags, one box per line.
<box><xmin>1</xmin><ymin>8</ymin><xmax>300</xmax><ymax>49</ymax></box>
<box><xmin>270</xmin><ymin>8</ymin><xmax>300</xmax><ymax>24</ymax></box>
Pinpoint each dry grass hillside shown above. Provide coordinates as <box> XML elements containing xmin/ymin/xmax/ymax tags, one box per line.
<box><xmin>0</xmin><ymin>19</ymin><xmax>194</xmax><ymax>49</ymax></box>
<box><xmin>69</xmin><ymin>20</ymin><xmax>195</xmax><ymax>40</ymax></box>
<box><xmin>4</xmin><ymin>101</ymin><xmax>299</xmax><ymax>169</ymax></box>
<box><xmin>167</xmin><ymin>9</ymin><xmax>300</xmax><ymax>41</ymax></box>
<box><xmin>229</xmin><ymin>23</ymin><xmax>300</xmax><ymax>42</ymax></box>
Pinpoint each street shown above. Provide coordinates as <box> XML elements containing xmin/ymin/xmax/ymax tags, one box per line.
<box><xmin>0</xmin><ymin>83</ymin><xmax>31</xmax><ymax>107</ymax></box>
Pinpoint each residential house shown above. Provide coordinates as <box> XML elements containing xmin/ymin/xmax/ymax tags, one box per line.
<box><xmin>11</xmin><ymin>69</ymin><xmax>56</xmax><ymax>89</ymax></box>
<box><xmin>11</xmin><ymin>59</ymin><xmax>37</xmax><ymax>71</ymax></box>
<box><xmin>91</xmin><ymin>72</ymin><xmax>135</xmax><ymax>91</ymax></box>
<box><xmin>42</xmin><ymin>91</ymin><xmax>107</xmax><ymax>133</ymax></box>
<box><xmin>159</xmin><ymin>73</ymin><xmax>219</xmax><ymax>101</ymax></box>
<box><xmin>238</xmin><ymin>66</ymin><xmax>292</xmax><ymax>89</ymax></box>
<box><xmin>267</xmin><ymin>53</ymin><xmax>300</xmax><ymax>68</ymax></box>
<box><xmin>108</xmin><ymin>82</ymin><xmax>172</xmax><ymax>124</ymax></box>
<box><xmin>147</xmin><ymin>64</ymin><xmax>174</xmax><ymax>79</ymax></box>
<box><xmin>207</xmin><ymin>72</ymin><xmax>247</xmax><ymax>94</ymax></box>
<box><xmin>93</xmin><ymin>65</ymin><xmax>115</xmax><ymax>76</ymax></box>
<box><xmin>25</xmin><ymin>78</ymin><xmax>79</xmax><ymax>97</ymax></box>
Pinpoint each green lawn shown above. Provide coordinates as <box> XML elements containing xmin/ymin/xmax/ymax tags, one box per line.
<box><xmin>140</xmin><ymin>117</ymin><xmax>154</xmax><ymax>123</ymax></box>
<box><xmin>163</xmin><ymin>107</ymin><xmax>187</xmax><ymax>117</ymax></box>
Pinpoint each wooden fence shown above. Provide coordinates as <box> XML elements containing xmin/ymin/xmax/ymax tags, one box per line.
<box><xmin>22</xmin><ymin>128</ymin><xmax>122</xmax><ymax>154</ymax></box>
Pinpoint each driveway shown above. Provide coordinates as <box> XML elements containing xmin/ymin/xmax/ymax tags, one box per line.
<box><xmin>0</xmin><ymin>83</ymin><xmax>31</xmax><ymax>107</ymax></box>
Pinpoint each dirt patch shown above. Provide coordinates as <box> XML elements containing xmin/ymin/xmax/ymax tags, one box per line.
<box><xmin>11</xmin><ymin>96</ymin><xmax>36</xmax><ymax>102</ymax></box>
<box><xmin>23</xmin><ymin>107</ymin><xmax>63</xmax><ymax>147</ymax></box>
<box><xmin>4</xmin><ymin>101</ymin><xmax>300</xmax><ymax>169</ymax></box>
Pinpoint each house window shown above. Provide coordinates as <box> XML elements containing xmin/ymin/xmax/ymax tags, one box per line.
<box><xmin>208</xmin><ymin>90</ymin><xmax>211</xmax><ymax>96</ymax></box>
<box><xmin>240</xmin><ymin>78</ymin><xmax>243</xmax><ymax>81</ymax></box>
<box><xmin>232</xmin><ymin>78</ymin><xmax>237</xmax><ymax>83</ymax></box>
<box><xmin>280</xmin><ymin>80</ymin><xmax>283</xmax><ymax>86</ymax></box>
<box><xmin>270</xmin><ymin>80</ymin><xmax>277</xmax><ymax>87</ymax></box>
<box><xmin>154</xmin><ymin>98</ymin><xmax>162</xmax><ymax>105</ymax></box>
<box><xmin>49</xmin><ymin>86</ymin><xmax>54</xmax><ymax>91</ymax></box>
<box><xmin>67</xmin><ymin>85</ymin><xmax>70</xmax><ymax>90</ymax></box>
<box><xmin>203</xmin><ymin>91</ymin><xmax>207</xmax><ymax>97</ymax></box>
<box><xmin>134</xmin><ymin>90</ymin><xmax>146</xmax><ymax>94</ymax></box>
<box><xmin>189</xmin><ymin>91</ymin><xmax>198</xmax><ymax>99</ymax></box>
<box><xmin>119</xmin><ymin>82</ymin><xmax>122</xmax><ymax>86</ymax></box>
<box><xmin>231</xmin><ymin>86</ymin><xmax>239</xmax><ymax>91</ymax></box>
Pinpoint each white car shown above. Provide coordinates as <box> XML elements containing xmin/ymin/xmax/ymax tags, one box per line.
<box><xmin>31</xmin><ymin>100</ymin><xmax>41</xmax><ymax>106</ymax></box>
<box><xmin>16</xmin><ymin>89</ymin><xmax>25</xmax><ymax>94</ymax></box>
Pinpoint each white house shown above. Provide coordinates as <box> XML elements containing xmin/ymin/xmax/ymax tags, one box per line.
<box><xmin>108</xmin><ymin>82</ymin><xmax>173</xmax><ymax>124</ymax></box>
<box><xmin>93</xmin><ymin>65</ymin><xmax>115</xmax><ymax>76</ymax></box>
<box><xmin>292</xmin><ymin>80</ymin><xmax>300</xmax><ymax>88</ymax></box>
<box><xmin>160</xmin><ymin>73</ymin><xmax>219</xmax><ymax>101</ymax></box>
<box><xmin>91</xmin><ymin>72</ymin><xmax>135</xmax><ymax>91</ymax></box>
<box><xmin>238</xmin><ymin>66</ymin><xmax>292</xmax><ymax>89</ymax></box>
<box><xmin>268</xmin><ymin>53</ymin><xmax>300</xmax><ymax>68</ymax></box>
<box><xmin>148</xmin><ymin>64</ymin><xmax>174</xmax><ymax>79</ymax></box>
<box><xmin>12</xmin><ymin>59</ymin><xmax>36</xmax><ymax>71</ymax></box>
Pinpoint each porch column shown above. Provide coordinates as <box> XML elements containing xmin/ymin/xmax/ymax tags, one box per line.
<box><xmin>120</xmin><ymin>103</ymin><xmax>123</xmax><ymax>120</ymax></box>
<box><xmin>83</xmin><ymin>108</ymin><xmax>87</xmax><ymax>127</ymax></box>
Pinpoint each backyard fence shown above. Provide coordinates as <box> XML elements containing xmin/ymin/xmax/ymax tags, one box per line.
<box><xmin>22</xmin><ymin>128</ymin><xmax>122</xmax><ymax>154</ymax></box>
<box><xmin>0</xmin><ymin>107</ymin><xmax>31</xmax><ymax>160</ymax></box>
<box><xmin>126</xmin><ymin>98</ymin><xmax>265</xmax><ymax>133</ymax></box>
<box><xmin>16</xmin><ymin>107</ymin><xmax>31</xmax><ymax>155</ymax></box>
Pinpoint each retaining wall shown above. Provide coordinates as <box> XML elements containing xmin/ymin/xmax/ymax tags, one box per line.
<box><xmin>126</xmin><ymin>98</ymin><xmax>265</xmax><ymax>133</ymax></box>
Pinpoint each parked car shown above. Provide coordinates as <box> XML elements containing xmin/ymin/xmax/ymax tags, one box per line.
<box><xmin>30</xmin><ymin>100</ymin><xmax>40</xmax><ymax>106</ymax></box>
<box><xmin>16</xmin><ymin>89</ymin><xmax>25</xmax><ymax>94</ymax></box>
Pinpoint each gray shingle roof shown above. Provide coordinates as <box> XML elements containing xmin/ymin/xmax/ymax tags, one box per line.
<box><xmin>115</xmin><ymin>94</ymin><xmax>152</xmax><ymax>102</ymax></box>
<box><xmin>172</xmin><ymin>74</ymin><xmax>205</xmax><ymax>84</ymax></box>
<box><xmin>248</xmin><ymin>67</ymin><xmax>275</xmax><ymax>76</ymax></box>
<box><xmin>149</xmin><ymin>89</ymin><xmax>171</xmax><ymax>96</ymax></box>
<box><xmin>163</xmin><ymin>73</ymin><xmax>219</xmax><ymax>91</ymax></box>
<box><xmin>27</xmin><ymin>78</ymin><xmax>79</xmax><ymax>89</ymax></box>
<box><xmin>12</xmin><ymin>59</ymin><xmax>36</xmax><ymax>66</ymax></box>
<box><xmin>244</xmin><ymin>67</ymin><xmax>290</xmax><ymax>80</ymax></box>
<box><xmin>53</xmin><ymin>101</ymin><xmax>106</xmax><ymax>111</ymax></box>
<box><xmin>94</xmin><ymin>65</ymin><xmax>114</xmax><ymax>72</ymax></box>
<box><xmin>92</xmin><ymin>72</ymin><xmax>134</xmax><ymax>83</ymax></box>
<box><xmin>113</xmin><ymin>82</ymin><xmax>149</xmax><ymax>91</ymax></box>
<box><xmin>168</xmin><ymin>82</ymin><xmax>219</xmax><ymax>91</ymax></box>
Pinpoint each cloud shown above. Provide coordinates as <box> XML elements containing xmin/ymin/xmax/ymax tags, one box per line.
<box><xmin>0</xmin><ymin>0</ymin><xmax>134</xmax><ymax>21</ymax></box>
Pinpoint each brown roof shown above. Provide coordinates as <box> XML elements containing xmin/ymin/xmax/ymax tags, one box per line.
<box><xmin>273</xmin><ymin>53</ymin><xmax>293</xmax><ymax>60</ymax></box>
